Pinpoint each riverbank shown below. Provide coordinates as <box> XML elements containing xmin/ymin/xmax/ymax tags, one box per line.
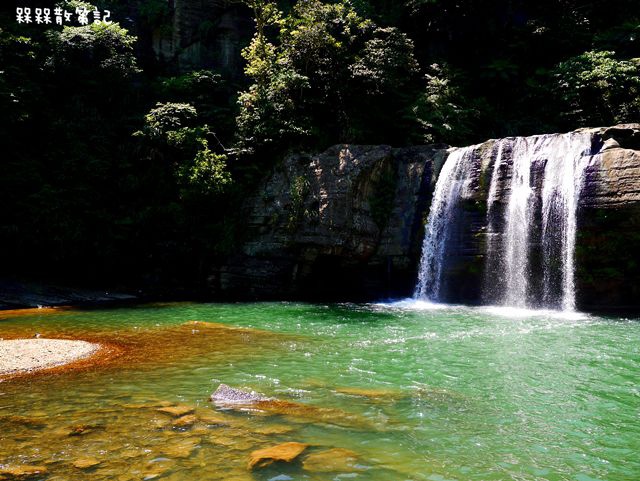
<box><xmin>0</xmin><ymin>279</ymin><xmax>139</xmax><ymax>310</ymax></box>
<box><xmin>0</xmin><ymin>338</ymin><xmax>100</xmax><ymax>377</ymax></box>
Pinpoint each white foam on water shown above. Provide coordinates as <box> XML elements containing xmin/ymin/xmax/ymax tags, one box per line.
<box><xmin>375</xmin><ymin>298</ymin><xmax>454</xmax><ymax>311</ymax></box>
<box><xmin>480</xmin><ymin>305</ymin><xmax>588</xmax><ymax>321</ymax></box>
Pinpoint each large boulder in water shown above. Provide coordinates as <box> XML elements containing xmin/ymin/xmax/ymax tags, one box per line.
<box><xmin>210</xmin><ymin>383</ymin><xmax>270</xmax><ymax>405</ymax></box>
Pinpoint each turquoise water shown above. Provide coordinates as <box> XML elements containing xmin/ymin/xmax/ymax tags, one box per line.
<box><xmin>1</xmin><ymin>301</ymin><xmax>639</xmax><ymax>480</ymax></box>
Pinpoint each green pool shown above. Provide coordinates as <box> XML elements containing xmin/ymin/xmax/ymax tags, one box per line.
<box><xmin>1</xmin><ymin>301</ymin><xmax>639</xmax><ymax>481</ymax></box>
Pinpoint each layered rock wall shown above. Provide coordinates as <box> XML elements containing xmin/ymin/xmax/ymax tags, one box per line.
<box><xmin>211</xmin><ymin>145</ymin><xmax>448</xmax><ymax>300</ymax></box>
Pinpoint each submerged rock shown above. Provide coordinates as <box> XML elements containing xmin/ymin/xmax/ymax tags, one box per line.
<box><xmin>162</xmin><ymin>437</ymin><xmax>200</xmax><ymax>459</ymax></box>
<box><xmin>195</xmin><ymin>410</ymin><xmax>236</xmax><ymax>427</ymax></box>
<box><xmin>252</xmin><ymin>399</ymin><xmax>372</xmax><ymax>428</ymax></box>
<box><xmin>302</xmin><ymin>448</ymin><xmax>362</xmax><ymax>473</ymax></box>
<box><xmin>1</xmin><ymin>415</ymin><xmax>47</xmax><ymax>429</ymax></box>
<box><xmin>247</xmin><ymin>442</ymin><xmax>309</xmax><ymax>470</ymax></box>
<box><xmin>156</xmin><ymin>405</ymin><xmax>195</xmax><ymax>417</ymax></box>
<box><xmin>210</xmin><ymin>384</ymin><xmax>375</xmax><ymax>429</ymax></box>
<box><xmin>0</xmin><ymin>465</ymin><xmax>48</xmax><ymax>479</ymax></box>
<box><xmin>66</xmin><ymin>423</ymin><xmax>104</xmax><ymax>436</ymax></box>
<box><xmin>253</xmin><ymin>424</ymin><xmax>296</xmax><ymax>435</ymax></box>
<box><xmin>333</xmin><ymin>386</ymin><xmax>401</xmax><ymax>400</ymax></box>
<box><xmin>172</xmin><ymin>414</ymin><xmax>197</xmax><ymax>428</ymax></box>
<box><xmin>73</xmin><ymin>458</ymin><xmax>101</xmax><ymax>469</ymax></box>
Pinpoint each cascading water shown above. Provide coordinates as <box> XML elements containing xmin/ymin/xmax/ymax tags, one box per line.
<box><xmin>538</xmin><ymin>132</ymin><xmax>594</xmax><ymax>311</ymax></box>
<box><xmin>413</xmin><ymin>146</ymin><xmax>478</xmax><ymax>301</ymax></box>
<box><xmin>501</xmin><ymin>137</ymin><xmax>535</xmax><ymax>307</ymax></box>
<box><xmin>415</xmin><ymin>131</ymin><xmax>595</xmax><ymax>312</ymax></box>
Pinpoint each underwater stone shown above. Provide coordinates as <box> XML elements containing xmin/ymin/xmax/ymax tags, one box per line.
<box><xmin>0</xmin><ymin>465</ymin><xmax>48</xmax><ymax>479</ymax></box>
<box><xmin>247</xmin><ymin>442</ymin><xmax>309</xmax><ymax>470</ymax></box>
<box><xmin>302</xmin><ymin>448</ymin><xmax>362</xmax><ymax>473</ymax></box>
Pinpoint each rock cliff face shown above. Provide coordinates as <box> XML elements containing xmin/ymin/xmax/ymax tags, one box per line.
<box><xmin>212</xmin><ymin>124</ymin><xmax>640</xmax><ymax>309</ymax></box>
<box><xmin>211</xmin><ymin>145</ymin><xmax>448</xmax><ymax>300</ymax></box>
<box><xmin>576</xmin><ymin>125</ymin><xmax>640</xmax><ymax>309</ymax></box>
<box><xmin>152</xmin><ymin>0</ymin><xmax>252</xmax><ymax>76</ymax></box>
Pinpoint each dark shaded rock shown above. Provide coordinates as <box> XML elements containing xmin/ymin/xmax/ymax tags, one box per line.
<box><xmin>211</xmin><ymin>144</ymin><xmax>448</xmax><ymax>301</ymax></box>
<box><xmin>0</xmin><ymin>279</ymin><xmax>137</xmax><ymax>310</ymax></box>
<box><xmin>151</xmin><ymin>0</ymin><xmax>252</xmax><ymax>77</ymax></box>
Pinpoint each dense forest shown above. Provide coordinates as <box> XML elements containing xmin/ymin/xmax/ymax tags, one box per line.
<box><xmin>1</xmin><ymin>0</ymin><xmax>639</xmax><ymax>293</ymax></box>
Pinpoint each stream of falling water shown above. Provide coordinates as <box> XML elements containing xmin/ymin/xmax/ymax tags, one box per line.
<box><xmin>413</xmin><ymin>146</ymin><xmax>477</xmax><ymax>300</ymax></box>
<box><xmin>415</xmin><ymin>131</ymin><xmax>594</xmax><ymax>311</ymax></box>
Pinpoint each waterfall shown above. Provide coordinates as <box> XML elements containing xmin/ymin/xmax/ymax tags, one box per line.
<box><xmin>538</xmin><ymin>133</ymin><xmax>594</xmax><ymax>311</ymax></box>
<box><xmin>502</xmin><ymin>137</ymin><xmax>535</xmax><ymax>307</ymax></box>
<box><xmin>415</xmin><ymin>131</ymin><xmax>594</xmax><ymax>311</ymax></box>
<box><xmin>488</xmin><ymin>132</ymin><xmax>593</xmax><ymax>310</ymax></box>
<box><xmin>414</xmin><ymin>146</ymin><xmax>478</xmax><ymax>301</ymax></box>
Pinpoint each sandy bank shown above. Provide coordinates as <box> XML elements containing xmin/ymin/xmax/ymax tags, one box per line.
<box><xmin>0</xmin><ymin>339</ymin><xmax>100</xmax><ymax>376</ymax></box>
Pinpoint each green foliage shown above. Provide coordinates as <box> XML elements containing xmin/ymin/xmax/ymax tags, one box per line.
<box><xmin>136</xmin><ymin>102</ymin><xmax>232</xmax><ymax>195</ymax></box>
<box><xmin>552</xmin><ymin>50</ymin><xmax>640</xmax><ymax>126</ymax></box>
<box><xmin>0</xmin><ymin>30</ymin><xmax>40</xmax><ymax>124</ymax></box>
<box><xmin>178</xmin><ymin>139</ymin><xmax>232</xmax><ymax>197</ymax></box>
<box><xmin>236</xmin><ymin>0</ymin><xmax>420</xmax><ymax>154</ymax></box>
<box><xmin>412</xmin><ymin>64</ymin><xmax>479</xmax><ymax>144</ymax></box>
<box><xmin>160</xmin><ymin>70</ymin><xmax>223</xmax><ymax>98</ymax></box>
<box><xmin>236</xmin><ymin>0</ymin><xmax>309</xmax><ymax>154</ymax></box>
<box><xmin>140</xmin><ymin>102</ymin><xmax>198</xmax><ymax>139</ymax></box>
<box><xmin>156</xmin><ymin>70</ymin><xmax>235</xmax><ymax>144</ymax></box>
<box><xmin>350</xmin><ymin>27</ymin><xmax>419</xmax><ymax>94</ymax></box>
<box><xmin>3</xmin><ymin>0</ymin><xmax>640</xmax><ymax>290</ymax></box>
<box><xmin>46</xmin><ymin>22</ymin><xmax>139</xmax><ymax>80</ymax></box>
<box><xmin>139</xmin><ymin>0</ymin><xmax>172</xmax><ymax>31</ymax></box>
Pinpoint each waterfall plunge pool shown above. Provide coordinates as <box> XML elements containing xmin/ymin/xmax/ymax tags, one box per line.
<box><xmin>1</xmin><ymin>302</ymin><xmax>638</xmax><ymax>480</ymax></box>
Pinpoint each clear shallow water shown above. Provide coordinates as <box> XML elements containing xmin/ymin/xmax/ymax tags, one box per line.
<box><xmin>1</xmin><ymin>302</ymin><xmax>639</xmax><ymax>481</ymax></box>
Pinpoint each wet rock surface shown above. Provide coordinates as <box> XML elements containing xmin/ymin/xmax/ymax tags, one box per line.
<box><xmin>210</xmin><ymin>383</ymin><xmax>270</xmax><ymax>405</ymax></box>
<box><xmin>302</xmin><ymin>448</ymin><xmax>362</xmax><ymax>473</ymax></box>
<box><xmin>0</xmin><ymin>465</ymin><xmax>48</xmax><ymax>479</ymax></box>
<box><xmin>247</xmin><ymin>441</ymin><xmax>309</xmax><ymax>470</ymax></box>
